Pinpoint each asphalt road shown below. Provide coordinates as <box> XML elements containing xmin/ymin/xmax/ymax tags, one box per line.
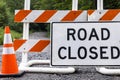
<box><xmin>0</xmin><ymin>32</ymin><xmax>120</xmax><ymax>80</ymax></box>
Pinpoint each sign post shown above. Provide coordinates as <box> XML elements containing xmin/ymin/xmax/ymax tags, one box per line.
<box><xmin>20</xmin><ymin>0</ymin><xmax>31</xmax><ymax>67</ymax></box>
<box><xmin>51</xmin><ymin>22</ymin><xmax>120</xmax><ymax>66</ymax></box>
<box><xmin>72</xmin><ymin>0</ymin><xmax>78</xmax><ymax>10</ymax></box>
<box><xmin>97</xmin><ymin>0</ymin><xmax>103</xmax><ymax>10</ymax></box>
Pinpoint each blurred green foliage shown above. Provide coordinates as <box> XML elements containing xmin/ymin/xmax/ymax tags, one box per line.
<box><xmin>1</xmin><ymin>0</ymin><xmax>120</xmax><ymax>32</ymax></box>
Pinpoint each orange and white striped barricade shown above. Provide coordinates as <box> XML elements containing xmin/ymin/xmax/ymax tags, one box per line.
<box><xmin>13</xmin><ymin>0</ymin><xmax>85</xmax><ymax>74</ymax></box>
<box><xmin>13</xmin><ymin>39</ymin><xmax>75</xmax><ymax>73</ymax></box>
<box><xmin>88</xmin><ymin>8</ymin><xmax>120</xmax><ymax>75</ymax></box>
<box><xmin>14</xmin><ymin>10</ymin><xmax>87</xmax><ymax>23</ymax></box>
<box><xmin>14</xmin><ymin>9</ymin><xmax>81</xmax><ymax>73</ymax></box>
<box><xmin>88</xmin><ymin>9</ymin><xmax>120</xmax><ymax>21</ymax></box>
<box><xmin>14</xmin><ymin>10</ymin><xmax>87</xmax><ymax>74</ymax></box>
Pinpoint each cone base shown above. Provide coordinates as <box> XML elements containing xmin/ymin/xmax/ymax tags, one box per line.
<box><xmin>0</xmin><ymin>71</ymin><xmax>25</xmax><ymax>78</ymax></box>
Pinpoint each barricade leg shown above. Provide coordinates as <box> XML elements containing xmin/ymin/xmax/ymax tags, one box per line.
<box><xmin>96</xmin><ymin>67</ymin><xmax>120</xmax><ymax>75</ymax></box>
<box><xmin>19</xmin><ymin>60</ymin><xmax>75</xmax><ymax>74</ymax></box>
<box><xmin>19</xmin><ymin>52</ymin><xmax>28</xmax><ymax>68</ymax></box>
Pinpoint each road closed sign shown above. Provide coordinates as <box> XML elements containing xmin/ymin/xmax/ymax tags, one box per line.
<box><xmin>51</xmin><ymin>22</ymin><xmax>120</xmax><ymax>66</ymax></box>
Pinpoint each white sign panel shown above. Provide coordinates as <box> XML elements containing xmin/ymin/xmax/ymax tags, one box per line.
<box><xmin>51</xmin><ymin>22</ymin><xmax>120</xmax><ymax>66</ymax></box>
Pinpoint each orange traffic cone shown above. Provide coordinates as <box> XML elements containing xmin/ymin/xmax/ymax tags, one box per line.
<box><xmin>0</xmin><ymin>26</ymin><xmax>23</xmax><ymax>77</ymax></box>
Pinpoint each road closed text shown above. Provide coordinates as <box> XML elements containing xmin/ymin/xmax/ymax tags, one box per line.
<box><xmin>58</xmin><ymin>28</ymin><xmax>120</xmax><ymax>60</ymax></box>
<box><xmin>58</xmin><ymin>46</ymin><xmax>120</xmax><ymax>60</ymax></box>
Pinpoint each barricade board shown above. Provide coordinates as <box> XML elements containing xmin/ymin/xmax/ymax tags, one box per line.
<box><xmin>88</xmin><ymin>9</ymin><xmax>120</xmax><ymax>21</ymax></box>
<box><xmin>14</xmin><ymin>39</ymin><xmax>50</xmax><ymax>52</ymax></box>
<box><xmin>51</xmin><ymin>22</ymin><xmax>120</xmax><ymax>66</ymax></box>
<box><xmin>14</xmin><ymin>10</ymin><xmax>87</xmax><ymax>23</ymax></box>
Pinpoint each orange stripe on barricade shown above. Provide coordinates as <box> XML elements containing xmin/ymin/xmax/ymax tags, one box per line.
<box><xmin>88</xmin><ymin>10</ymin><xmax>95</xmax><ymax>16</ymax></box>
<box><xmin>35</xmin><ymin>10</ymin><xmax>57</xmax><ymax>23</ymax></box>
<box><xmin>100</xmin><ymin>10</ymin><xmax>120</xmax><ymax>21</ymax></box>
<box><xmin>14</xmin><ymin>39</ymin><xmax>50</xmax><ymax>52</ymax></box>
<box><xmin>61</xmin><ymin>11</ymin><xmax>83</xmax><ymax>21</ymax></box>
<box><xmin>29</xmin><ymin>40</ymin><xmax>50</xmax><ymax>52</ymax></box>
<box><xmin>14</xmin><ymin>10</ymin><xmax>32</xmax><ymax>22</ymax></box>
<box><xmin>14</xmin><ymin>39</ymin><xmax>27</xmax><ymax>51</ymax></box>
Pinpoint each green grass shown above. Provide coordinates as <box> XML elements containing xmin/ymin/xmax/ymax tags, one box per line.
<box><xmin>0</xmin><ymin>27</ymin><xmax>22</xmax><ymax>45</ymax></box>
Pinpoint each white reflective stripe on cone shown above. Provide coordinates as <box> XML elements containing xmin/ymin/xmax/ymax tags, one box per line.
<box><xmin>2</xmin><ymin>47</ymin><xmax>15</xmax><ymax>54</ymax></box>
<box><xmin>4</xmin><ymin>34</ymin><xmax>12</xmax><ymax>44</ymax></box>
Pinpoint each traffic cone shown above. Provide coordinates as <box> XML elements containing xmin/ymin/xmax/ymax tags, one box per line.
<box><xmin>0</xmin><ymin>26</ymin><xmax>23</xmax><ymax>77</ymax></box>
